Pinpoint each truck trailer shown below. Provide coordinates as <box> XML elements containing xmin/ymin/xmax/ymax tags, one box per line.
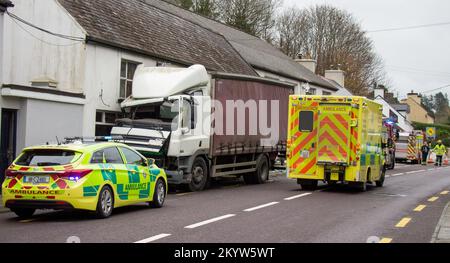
<box><xmin>286</xmin><ymin>95</ymin><xmax>386</xmax><ymax>191</ymax></box>
<box><xmin>111</xmin><ymin>65</ymin><xmax>294</xmax><ymax>191</ymax></box>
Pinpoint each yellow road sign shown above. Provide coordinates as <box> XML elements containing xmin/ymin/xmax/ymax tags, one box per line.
<box><xmin>426</xmin><ymin>127</ymin><xmax>436</xmax><ymax>139</ymax></box>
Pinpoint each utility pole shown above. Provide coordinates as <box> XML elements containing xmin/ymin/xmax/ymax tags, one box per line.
<box><xmin>0</xmin><ymin>0</ymin><xmax>14</xmax><ymax>13</ymax></box>
<box><xmin>1</xmin><ymin>0</ymin><xmax>13</xmax><ymax>90</ymax></box>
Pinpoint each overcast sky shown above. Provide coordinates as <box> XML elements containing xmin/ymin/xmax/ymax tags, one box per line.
<box><xmin>282</xmin><ymin>0</ymin><xmax>450</xmax><ymax>99</ymax></box>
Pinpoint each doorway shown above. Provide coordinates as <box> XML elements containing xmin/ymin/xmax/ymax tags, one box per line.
<box><xmin>0</xmin><ymin>109</ymin><xmax>17</xmax><ymax>187</ymax></box>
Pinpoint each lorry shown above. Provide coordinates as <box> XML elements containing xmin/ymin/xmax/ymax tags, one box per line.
<box><xmin>286</xmin><ymin>95</ymin><xmax>386</xmax><ymax>191</ymax></box>
<box><xmin>111</xmin><ymin>65</ymin><xmax>293</xmax><ymax>191</ymax></box>
<box><xmin>395</xmin><ymin>131</ymin><xmax>424</xmax><ymax>164</ymax></box>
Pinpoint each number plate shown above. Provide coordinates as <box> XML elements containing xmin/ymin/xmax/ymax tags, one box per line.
<box><xmin>24</xmin><ymin>176</ymin><xmax>50</xmax><ymax>185</ymax></box>
<box><xmin>331</xmin><ymin>173</ymin><xmax>339</xmax><ymax>181</ymax></box>
<box><xmin>301</xmin><ymin>150</ymin><xmax>310</xmax><ymax>159</ymax></box>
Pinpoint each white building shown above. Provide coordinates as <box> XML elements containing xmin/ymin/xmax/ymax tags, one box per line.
<box><xmin>0</xmin><ymin>0</ymin><xmax>338</xmax><ymax>180</ymax></box>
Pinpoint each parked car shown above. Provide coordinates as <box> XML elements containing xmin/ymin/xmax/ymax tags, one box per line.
<box><xmin>2</xmin><ymin>140</ymin><xmax>167</xmax><ymax>219</ymax></box>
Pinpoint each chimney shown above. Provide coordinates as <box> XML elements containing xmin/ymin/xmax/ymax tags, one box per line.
<box><xmin>407</xmin><ymin>91</ymin><xmax>421</xmax><ymax>104</ymax></box>
<box><xmin>374</xmin><ymin>86</ymin><xmax>385</xmax><ymax>99</ymax></box>
<box><xmin>295</xmin><ymin>54</ymin><xmax>317</xmax><ymax>73</ymax></box>
<box><xmin>325</xmin><ymin>70</ymin><xmax>345</xmax><ymax>87</ymax></box>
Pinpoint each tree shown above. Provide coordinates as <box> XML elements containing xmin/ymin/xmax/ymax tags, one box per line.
<box><xmin>276</xmin><ymin>5</ymin><xmax>386</xmax><ymax>95</ymax></box>
<box><xmin>421</xmin><ymin>94</ymin><xmax>435</xmax><ymax>116</ymax></box>
<box><xmin>216</xmin><ymin>0</ymin><xmax>280</xmax><ymax>42</ymax></box>
<box><xmin>169</xmin><ymin>0</ymin><xmax>219</xmax><ymax>19</ymax></box>
<box><xmin>434</xmin><ymin>92</ymin><xmax>450</xmax><ymax>124</ymax></box>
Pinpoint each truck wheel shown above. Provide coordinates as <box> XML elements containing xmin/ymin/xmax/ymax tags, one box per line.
<box><xmin>95</xmin><ymin>186</ymin><xmax>114</xmax><ymax>219</ymax></box>
<box><xmin>149</xmin><ymin>179</ymin><xmax>166</xmax><ymax>208</ymax></box>
<box><xmin>244</xmin><ymin>155</ymin><xmax>269</xmax><ymax>185</ymax></box>
<box><xmin>11</xmin><ymin>208</ymin><xmax>35</xmax><ymax>219</ymax></box>
<box><xmin>298</xmin><ymin>179</ymin><xmax>318</xmax><ymax>191</ymax></box>
<box><xmin>376</xmin><ymin>166</ymin><xmax>386</xmax><ymax>187</ymax></box>
<box><xmin>188</xmin><ymin>157</ymin><xmax>208</xmax><ymax>192</ymax></box>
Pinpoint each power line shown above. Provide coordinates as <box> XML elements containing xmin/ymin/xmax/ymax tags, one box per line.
<box><xmin>367</xmin><ymin>21</ymin><xmax>450</xmax><ymax>33</ymax></box>
<box><xmin>422</xmin><ymin>84</ymin><xmax>450</xmax><ymax>94</ymax></box>
<box><xmin>6</xmin><ymin>10</ymin><xmax>85</xmax><ymax>42</ymax></box>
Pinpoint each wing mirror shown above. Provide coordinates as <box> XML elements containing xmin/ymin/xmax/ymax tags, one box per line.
<box><xmin>146</xmin><ymin>158</ymin><xmax>155</xmax><ymax>167</ymax></box>
<box><xmin>181</xmin><ymin>127</ymin><xmax>190</xmax><ymax>135</ymax></box>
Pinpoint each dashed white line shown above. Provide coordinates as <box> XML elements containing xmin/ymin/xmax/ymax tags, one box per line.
<box><xmin>185</xmin><ymin>214</ymin><xmax>236</xmax><ymax>229</ymax></box>
<box><xmin>392</xmin><ymin>173</ymin><xmax>404</xmax><ymax>177</ymax></box>
<box><xmin>243</xmin><ymin>202</ymin><xmax>279</xmax><ymax>212</ymax></box>
<box><xmin>406</xmin><ymin>171</ymin><xmax>420</xmax><ymax>174</ymax></box>
<box><xmin>284</xmin><ymin>193</ymin><xmax>312</xmax><ymax>201</ymax></box>
<box><xmin>134</xmin><ymin>234</ymin><xmax>172</xmax><ymax>243</ymax></box>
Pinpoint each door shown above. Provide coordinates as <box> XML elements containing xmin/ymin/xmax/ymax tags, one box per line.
<box><xmin>119</xmin><ymin>147</ymin><xmax>151</xmax><ymax>201</ymax></box>
<box><xmin>1</xmin><ymin>109</ymin><xmax>17</xmax><ymax>186</ymax></box>
<box><xmin>317</xmin><ymin>104</ymin><xmax>352</xmax><ymax>165</ymax></box>
<box><xmin>289</xmin><ymin>102</ymin><xmax>319</xmax><ymax>176</ymax></box>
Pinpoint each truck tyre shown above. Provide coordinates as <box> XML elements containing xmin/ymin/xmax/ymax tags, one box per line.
<box><xmin>11</xmin><ymin>208</ymin><xmax>35</xmax><ymax>219</ymax></box>
<box><xmin>244</xmin><ymin>155</ymin><xmax>269</xmax><ymax>185</ymax></box>
<box><xmin>95</xmin><ymin>186</ymin><xmax>114</xmax><ymax>219</ymax></box>
<box><xmin>188</xmin><ymin>157</ymin><xmax>208</xmax><ymax>192</ymax></box>
<box><xmin>298</xmin><ymin>179</ymin><xmax>318</xmax><ymax>191</ymax></box>
<box><xmin>376</xmin><ymin>166</ymin><xmax>386</xmax><ymax>187</ymax></box>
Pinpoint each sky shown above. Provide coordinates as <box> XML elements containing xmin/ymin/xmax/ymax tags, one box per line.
<box><xmin>282</xmin><ymin>0</ymin><xmax>450</xmax><ymax>99</ymax></box>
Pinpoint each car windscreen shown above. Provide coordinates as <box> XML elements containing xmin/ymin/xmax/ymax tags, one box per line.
<box><xmin>15</xmin><ymin>149</ymin><xmax>80</xmax><ymax>167</ymax></box>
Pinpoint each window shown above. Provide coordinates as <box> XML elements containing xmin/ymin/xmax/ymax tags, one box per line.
<box><xmin>120</xmin><ymin>147</ymin><xmax>145</xmax><ymax>165</ymax></box>
<box><xmin>120</xmin><ymin>60</ymin><xmax>140</xmax><ymax>99</ymax></box>
<box><xmin>299</xmin><ymin>111</ymin><xmax>314</xmax><ymax>132</ymax></box>
<box><xmin>306</xmin><ymin>88</ymin><xmax>316</xmax><ymax>95</ymax></box>
<box><xmin>16</xmin><ymin>150</ymin><xmax>78</xmax><ymax>167</ymax></box>
<box><xmin>95</xmin><ymin>111</ymin><xmax>124</xmax><ymax>136</ymax></box>
<box><xmin>91</xmin><ymin>147</ymin><xmax>124</xmax><ymax>164</ymax></box>
<box><xmin>323</xmin><ymin>91</ymin><xmax>332</xmax><ymax>96</ymax></box>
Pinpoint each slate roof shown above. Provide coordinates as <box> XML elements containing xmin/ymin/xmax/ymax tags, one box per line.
<box><xmin>142</xmin><ymin>0</ymin><xmax>337</xmax><ymax>91</ymax></box>
<box><xmin>57</xmin><ymin>0</ymin><xmax>256</xmax><ymax>76</ymax></box>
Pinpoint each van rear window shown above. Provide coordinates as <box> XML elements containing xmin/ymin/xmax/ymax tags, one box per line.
<box><xmin>299</xmin><ymin>111</ymin><xmax>314</xmax><ymax>132</ymax></box>
<box><xmin>15</xmin><ymin>149</ymin><xmax>79</xmax><ymax>167</ymax></box>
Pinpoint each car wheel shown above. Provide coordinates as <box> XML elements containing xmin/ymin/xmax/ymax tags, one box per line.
<box><xmin>12</xmin><ymin>208</ymin><xmax>35</xmax><ymax>219</ymax></box>
<box><xmin>95</xmin><ymin>186</ymin><xmax>114</xmax><ymax>219</ymax></box>
<box><xmin>188</xmin><ymin>157</ymin><xmax>208</xmax><ymax>192</ymax></box>
<box><xmin>150</xmin><ymin>179</ymin><xmax>166</xmax><ymax>208</ymax></box>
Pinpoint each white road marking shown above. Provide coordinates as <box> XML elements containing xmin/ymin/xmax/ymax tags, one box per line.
<box><xmin>406</xmin><ymin>171</ymin><xmax>420</xmax><ymax>174</ymax></box>
<box><xmin>135</xmin><ymin>234</ymin><xmax>172</xmax><ymax>243</ymax></box>
<box><xmin>428</xmin><ymin>169</ymin><xmax>435</xmax><ymax>171</ymax></box>
<box><xmin>185</xmin><ymin>214</ymin><xmax>236</xmax><ymax>229</ymax></box>
<box><xmin>392</xmin><ymin>173</ymin><xmax>404</xmax><ymax>177</ymax></box>
<box><xmin>284</xmin><ymin>193</ymin><xmax>312</xmax><ymax>201</ymax></box>
<box><xmin>243</xmin><ymin>202</ymin><xmax>280</xmax><ymax>212</ymax></box>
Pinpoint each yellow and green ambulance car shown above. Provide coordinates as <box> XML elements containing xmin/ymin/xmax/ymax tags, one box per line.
<box><xmin>2</xmin><ymin>141</ymin><xmax>168</xmax><ymax>219</ymax></box>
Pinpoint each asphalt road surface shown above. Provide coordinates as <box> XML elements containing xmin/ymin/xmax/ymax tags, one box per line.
<box><xmin>1</xmin><ymin>163</ymin><xmax>450</xmax><ymax>243</ymax></box>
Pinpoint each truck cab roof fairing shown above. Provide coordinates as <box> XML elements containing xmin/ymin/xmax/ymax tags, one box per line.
<box><xmin>132</xmin><ymin>64</ymin><xmax>209</xmax><ymax>100</ymax></box>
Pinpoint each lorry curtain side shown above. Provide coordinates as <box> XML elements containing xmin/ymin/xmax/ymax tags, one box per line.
<box><xmin>211</xmin><ymin>77</ymin><xmax>293</xmax><ymax>157</ymax></box>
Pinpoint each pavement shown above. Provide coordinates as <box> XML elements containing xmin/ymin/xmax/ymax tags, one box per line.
<box><xmin>432</xmin><ymin>202</ymin><xmax>450</xmax><ymax>243</ymax></box>
<box><xmin>0</xmin><ymin>195</ymin><xmax>7</xmax><ymax>213</ymax></box>
<box><xmin>0</xmin><ymin>164</ymin><xmax>449</xmax><ymax>243</ymax></box>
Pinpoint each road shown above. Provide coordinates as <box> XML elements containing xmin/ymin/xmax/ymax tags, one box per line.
<box><xmin>0</xmin><ymin>164</ymin><xmax>450</xmax><ymax>243</ymax></box>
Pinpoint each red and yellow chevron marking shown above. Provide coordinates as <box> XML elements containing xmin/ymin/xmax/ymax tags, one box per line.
<box><xmin>349</xmin><ymin>110</ymin><xmax>359</xmax><ymax>164</ymax></box>
<box><xmin>407</xmin><ymin>136</ymin><xmax>417</xmax><ymax>160</ymax></box>
<box><xmin>288</xmin><ymin>100</ymin><xmax>319</xmax><ymax>175</ymax></box>
<box><xmin>317</xmin><ymin>112</ymin><xmax>350</xmax><ymax>163</ymax></box>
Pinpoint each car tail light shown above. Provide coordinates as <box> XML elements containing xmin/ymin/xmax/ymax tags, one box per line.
<box><xmin>59</xmin><ymin>169</ymin><xmax>93</xmax><ymax>182</ymax></box>
<box><xmin>5</xmin><ymin>169</ymin><xmax>18</xmax><ymax>179</ymax></box>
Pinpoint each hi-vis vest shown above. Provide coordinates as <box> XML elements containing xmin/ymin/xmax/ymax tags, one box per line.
<box><xmin>434</xmin><ymin>144</ymin><xmax>447</xmax><ymax>156</ymax></box>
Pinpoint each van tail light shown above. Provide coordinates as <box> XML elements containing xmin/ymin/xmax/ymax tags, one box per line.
<box><xmin>58</xmin><ymin>169</ymin><xmax>93</xmax><ymax>182</ymax></box>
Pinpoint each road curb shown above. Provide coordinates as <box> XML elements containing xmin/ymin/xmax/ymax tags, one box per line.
<box><xmin>431</xmin><ymin>202</ymin><xmax>450</xmax><ymax>243</ymax></box>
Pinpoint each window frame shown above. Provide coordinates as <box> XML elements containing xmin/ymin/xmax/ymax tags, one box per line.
<box><xmin>120</xmin><ymin>59</ymin><xmax>141</xmax><ymax>99</ymax></box>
